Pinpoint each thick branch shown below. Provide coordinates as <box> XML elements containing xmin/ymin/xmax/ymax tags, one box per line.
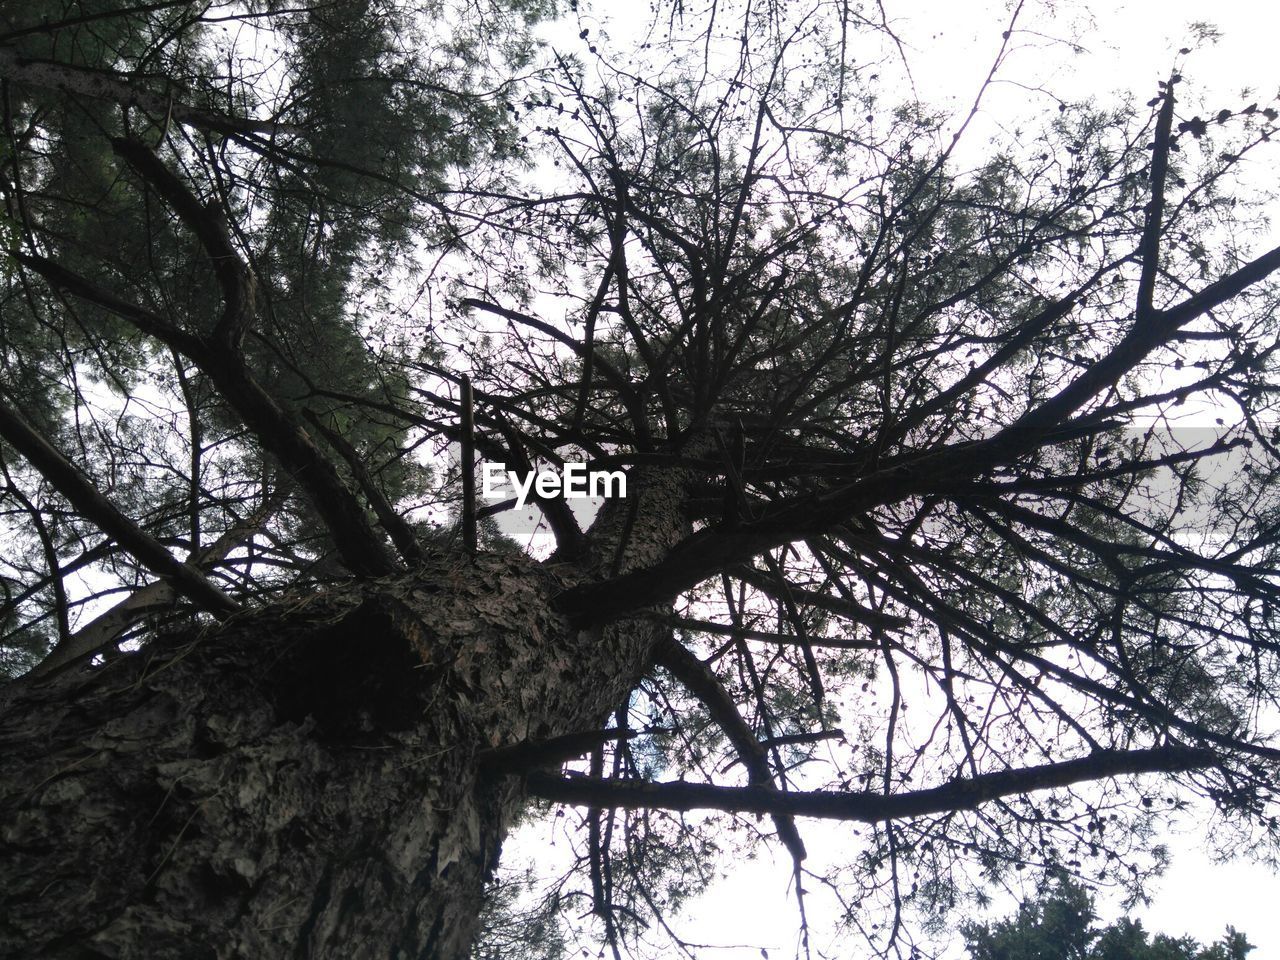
<box><xmin>21</xmin><ymin>164</ymin><xmax>399</xmax><ymax>578</ymax></box>
<box><xmin>493</xmin><ymin>415</ymin><xmax>585</xmax><ymax>558</ymax></box>
<box><xmin>526</xmin><ymin>746</ymin><xmax>1215</xmax><ymax>821</ymax></box>
<box><xmin>0</xmin><ymin>47</ymin><xmax>303</xmax><ymax>139</ymax></box>
<box><xmin>0</xmin><ymin>398</ymin><xmax>238</xmax><ymax>620</ymax></box>
<box><xmin>654</xmin><ymin>638</ymin><xmax>807</xmax><ymax>861</ymax></box>
<box><xmin>460</xmin><ymin>375</ymin><xmax>477</xmax><ymax>554</ymax></box>
<box><xmin>26</xmin><ymin>494</ymin><xmax>282</xmax><ymax>678</ymax></box>
<box><xmin>303</xmin><ymin>410</ymin><xmax>426</xmax><ymax>565</ymax></box>
<box><xmin>110</xmin><ymin>137</ymin><xmax>256</xmax><ymax>351</ymax></box>
<box><xmin>1136</xmin><ymin>79</ymin><xmax>1177</xmax><ymax>317</ymax></box>
<box><xmin>14</xmin><ymin>252</ymin><xmax>202</xmax><ymax>354</ymax></box>
<box><xmin>478</xmin><ymin>729</ymin><xmax>637</xmax><ymax>775</ymax></box>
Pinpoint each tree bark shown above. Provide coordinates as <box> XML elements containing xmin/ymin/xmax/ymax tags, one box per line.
<box><xmin>0</xmin><ymin>543</ymin><xmax>669</xmax><ymax>958</ymax></box>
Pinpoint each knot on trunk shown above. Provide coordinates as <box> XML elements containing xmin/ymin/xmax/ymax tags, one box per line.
<box><xmin>265</xmin><ymin>593</ymin><xmax>436</xmax><ymax>738</ymax></box>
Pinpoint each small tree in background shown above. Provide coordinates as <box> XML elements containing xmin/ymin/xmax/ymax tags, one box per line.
<box><xmin>962</xmin><ymin>875</ymin><xmax>1253</xmax><ymax>960</ymax></box>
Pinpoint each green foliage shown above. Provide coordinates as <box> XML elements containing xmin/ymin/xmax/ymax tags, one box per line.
<box><xmin>472</xmin><ymin>865</ymin><xmax>571</xmax><ymax>960</ymax></box>
<box><xmin>0</xmin><ymin>0</ymin><xmax>547</xmax><ymax>619</ymax></box>
<box><xmin>962</xmin><ymin>876</ymin><xmax>1254</xmax><ymax>960</ymax></box>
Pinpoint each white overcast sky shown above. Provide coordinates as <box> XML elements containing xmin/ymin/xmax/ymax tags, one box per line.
<box><xmin>504</xmin><ymin>0</ymin><xmax>1280</xmax><ymax>956</ymax></box>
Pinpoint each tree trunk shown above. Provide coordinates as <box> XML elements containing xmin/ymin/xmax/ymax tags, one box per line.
<box><xmin>0</xmin><ymin>546</ymin><xmax>667</xmax><ymax>958</ymax></box>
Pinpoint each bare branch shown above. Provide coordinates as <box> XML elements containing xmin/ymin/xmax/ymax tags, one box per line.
<box><xmin>526</xmin><ymin>746</ymin><xmax>1216</xmax><ymax>822</ymax></box>
<box><xmin>26</xmin><ymin>495</ymin><xmax>281</xmax><ymax>678</ymax></box>
<box><xmin>0</xmin><ymin>397</ymin><xmax>238</xmax><ymax>621</ymax></box>
<box><xmin>654</xmin><ymin>637</ymin><xmax>807</xmax><ymax>862</ymax></box>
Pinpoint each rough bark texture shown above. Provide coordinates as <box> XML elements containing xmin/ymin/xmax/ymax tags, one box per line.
<box><xmin>0</xmin><ymin>469</ymin><xmax>689</xmax><ymax>958</ymax></box>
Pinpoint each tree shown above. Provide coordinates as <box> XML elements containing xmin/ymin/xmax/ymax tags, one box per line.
<box><xmin>2</xmin><ymin>0</ymin><xmax>1279</xmax><ymax>957</ymax></box>
<box><xmin>962</xmin><ymin>874</ymin><xmax>1254</xmax><ymax>960</ymax></box>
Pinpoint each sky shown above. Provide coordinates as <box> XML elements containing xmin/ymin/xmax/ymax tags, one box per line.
<box><xmin>500</xmin><ymin>1</ymin><xmax>1280</xmax><ymax>957</ymax></box>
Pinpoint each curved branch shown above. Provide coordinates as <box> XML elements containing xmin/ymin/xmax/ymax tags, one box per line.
<box><xmin>654</xmin><ymin>637</ymin><xmax>807</xmax><ymax>862</ymax></box>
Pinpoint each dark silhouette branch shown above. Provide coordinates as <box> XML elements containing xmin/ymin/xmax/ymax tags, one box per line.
<box><xmin>1136</xmin><ymin>78</ymin><xmax>1178</xmax><ymax>318</ymax></box>
<box><xmin>654</xmin><ymin>636</ymin><xmax>807</xmax><ymax>862</ymax></box>
<box><xmin>109</xmin><ymin>137</ymin><xmax>256</xmax><ymax>352</ymax></box>
<box><xmin>647</xmin><ymin>612</ymin><xmax>877</xmax><ymax>649</ymax></box>
<box><xmin>14</xmin><ymin>252</ymin><xmax>203</xmax><ymax>354</ymax></box>
<box><xmin>0</xmin><ymin>398</ymin><xmax>239</xmax><ymax>621</ymax></box>
<box><xmin>302</xmin><ymin>410</ymin><xmax>426</xmax><ymax>566</ymax></box>
<box><xmin>0</xmin><ymin>46</ymin><xmax>304</xmax><ymax>139</ymax></box>
<box><xmin>19</xmin><ymin>148</ymin><xmax>401</xmax><ymax>579</ymax></box>
<box><xmin>460</xmin><ymin>375</ymin><xmax>477</xmax><ymax>554</ymax></box>
<box><xmin>27</xmin><ymin>495</ymin><xmax>282</xmax><ymax>677</ymax></box>
<box><xmin>478</xmin><ymin>728</ymin><xmax>639</xmax><ymax>774</ymax></box>
<box><xmin>526</xmin><ymin>746</ymin><xmax>1217</xmax><ymax>822</ymax></box>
